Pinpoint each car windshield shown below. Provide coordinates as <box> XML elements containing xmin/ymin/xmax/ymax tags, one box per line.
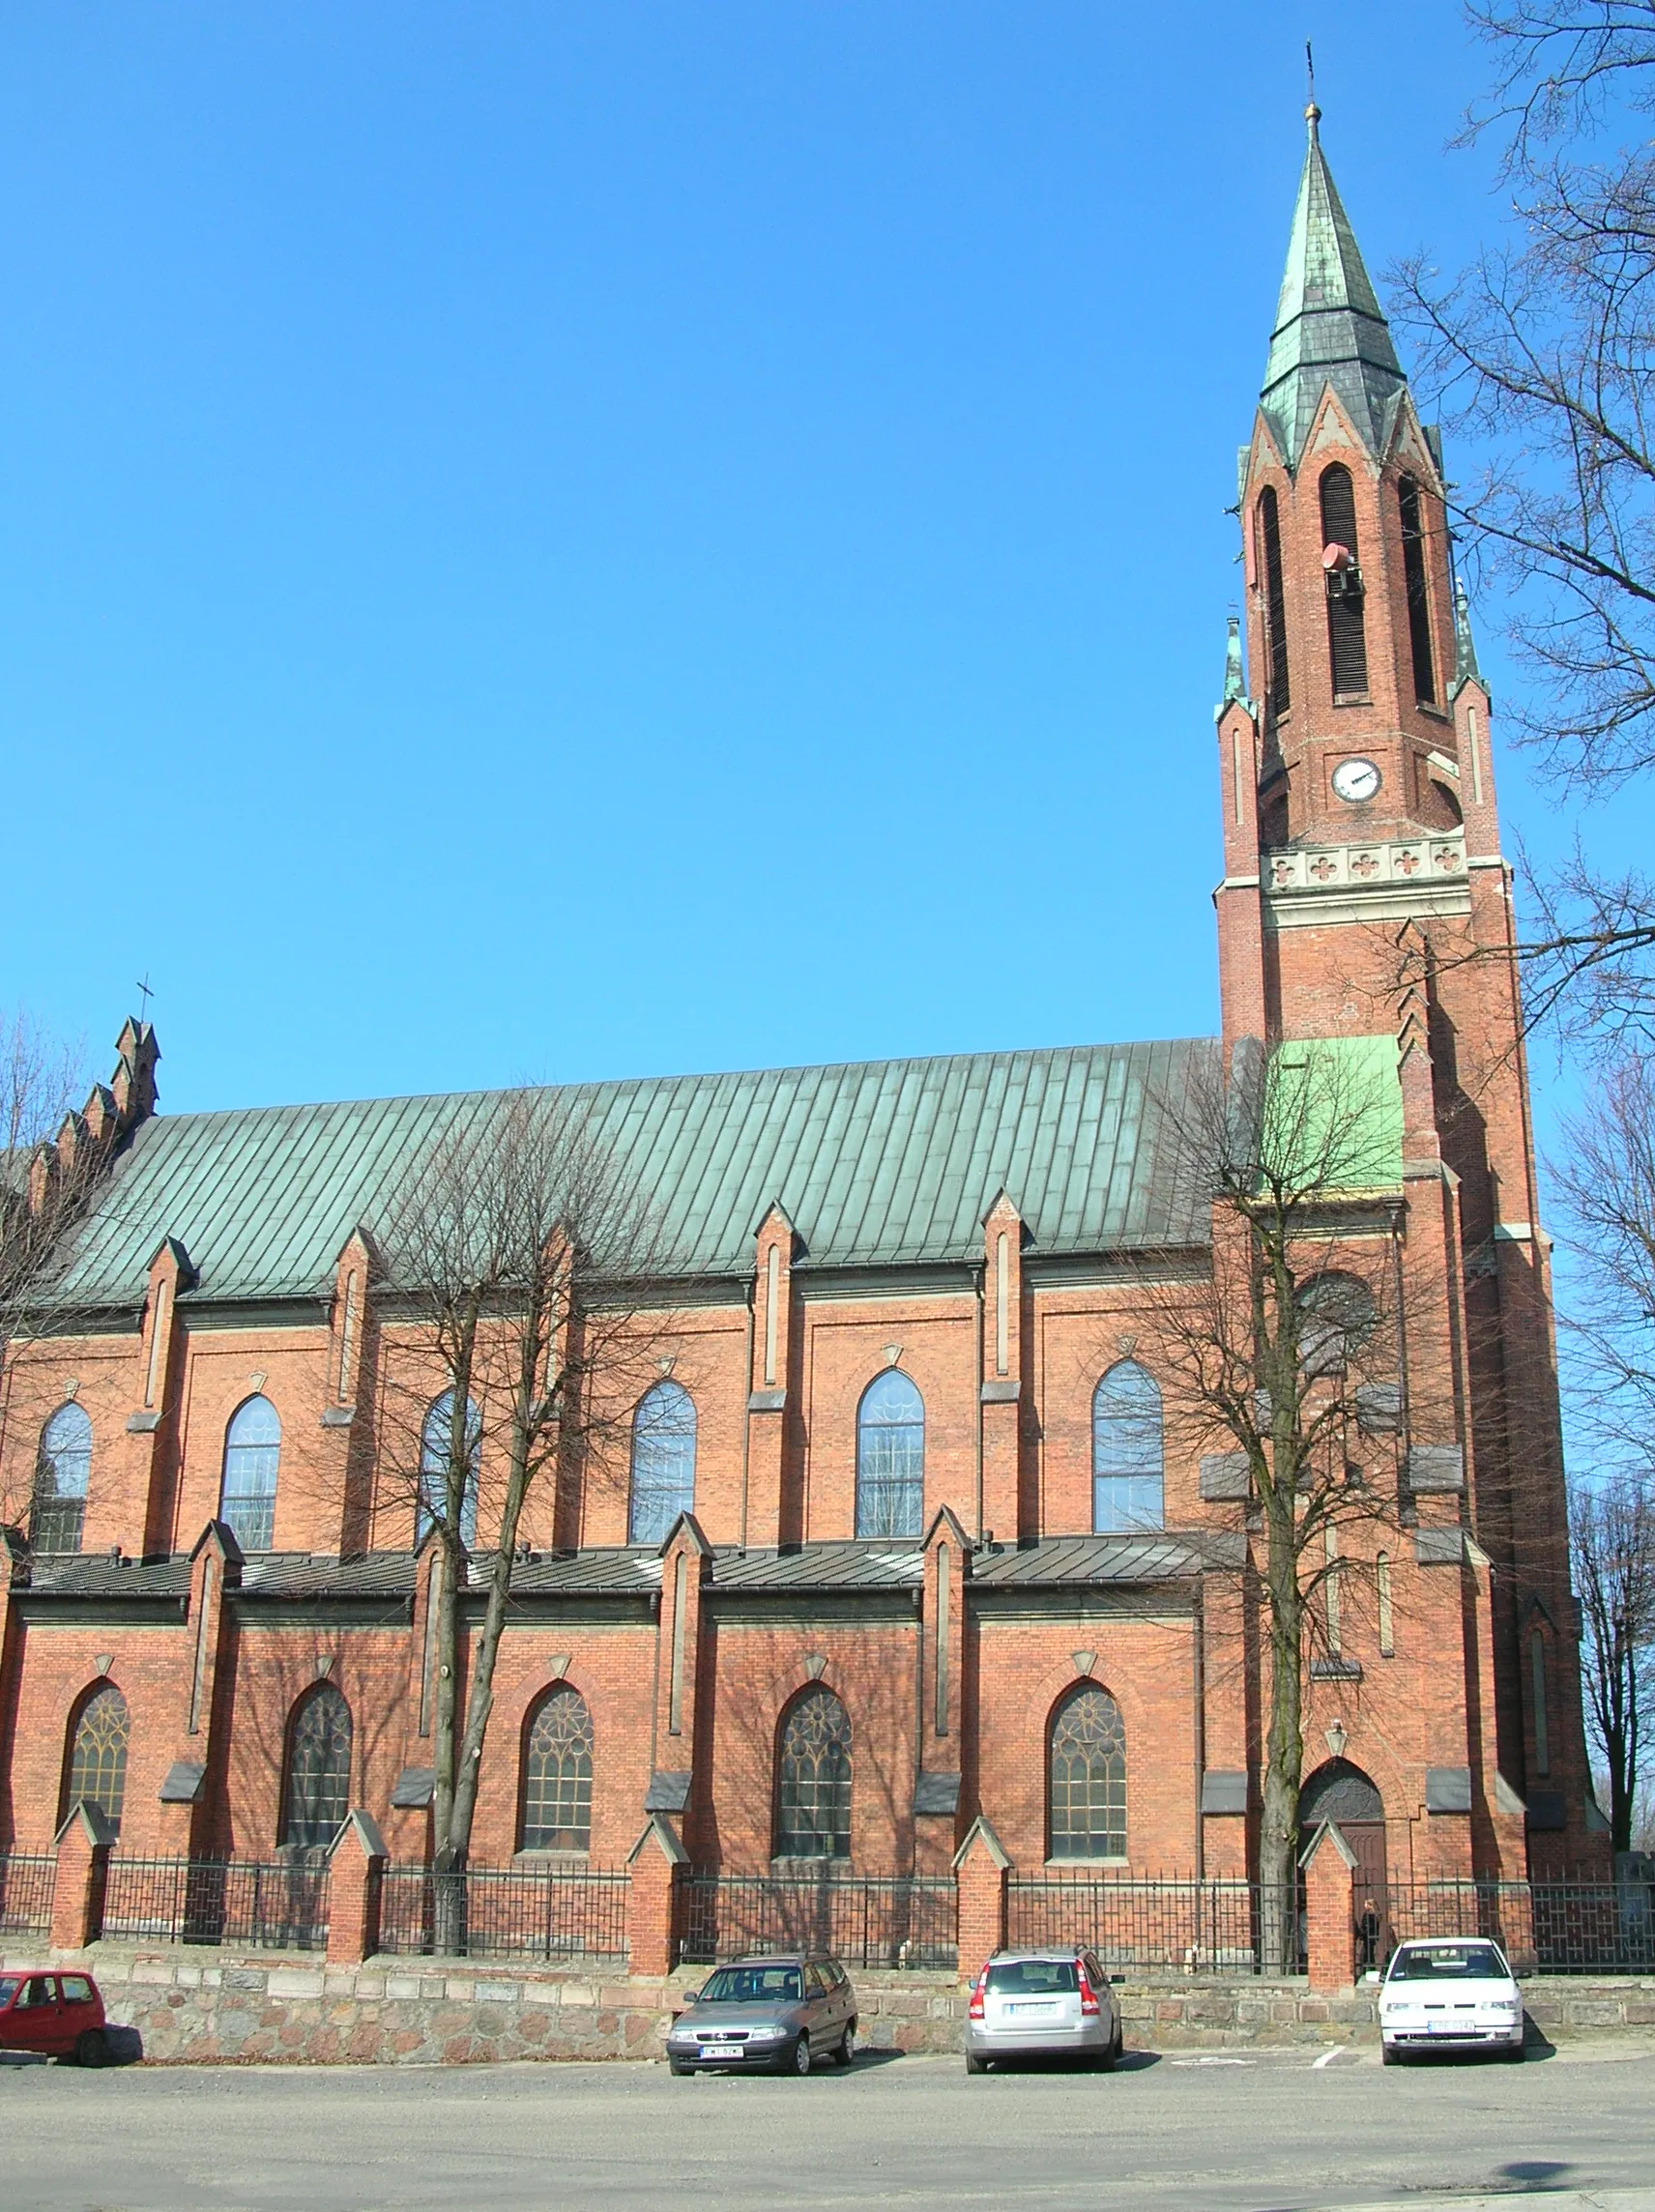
<box><xmin>696</xmin><ymin>1965</ymin><xmax>802</xmax><ymax>2004</ymax></box>
<box><xmin>986</xmin><ymin>1960</ymin><xmax>1078</xmax><ymax>1994</ymax></box>
<box><xmin>0</xmin><ymin>1977</ymin><xmax>16</xmax><ymax>2006</ymax></box>
<box><xmin>1387</xmin><ymin>1944</ymin><xmax>1506</xmax><ymax>1982</ymax></box>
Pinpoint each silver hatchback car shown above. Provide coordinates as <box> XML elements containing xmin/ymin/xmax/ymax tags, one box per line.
<box><xmin>965</xmin><ymin>1946</ymin><xmax>1123</xmax><ymax>2073</ymax></box>
<box><xmin>666</xmin><ymin>1955</ymin><xmax>857</xmax><ymax>2076</ymax></box>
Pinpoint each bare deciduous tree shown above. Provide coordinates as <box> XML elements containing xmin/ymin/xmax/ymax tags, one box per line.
<box><xmin>372</xmin><ymin>1089</ymin><xmax>676</xmax><ymax>1936</ymax></box>
<box><xmin>1571</xmin><ymin>1471</ymin><xmax>1655</xmax><ymax>1851</ymax></box>
<box><xmin>1390</xmin><ymin>3</ymin><xmax>1655</xmax><ymax>1040</ymax></box>
<box><xmin>1551</xmin><ymin>1047</ymin><xmax>1655</xmax><ymax>1444</ymax></box>
<box><xmin>1137</xmin><ymin>1040</ymin><xmax>1415</xmax><ymax>1963</ymax></box>
<box><xmin>1545</xmin><ymin>1044</ymin><xmax>1655</xmax><ymax>1850</ymax></box>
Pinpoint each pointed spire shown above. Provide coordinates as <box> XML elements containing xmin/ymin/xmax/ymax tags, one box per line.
<box><xmin>1452</xmin><ymin>575</ymin><xmax>1483</xmax><ymax>691</ymax></box>
<box><xmin>1223</xmin><ymin>614</ymin><xmax>1245</xmax><ymax>703</ymax></box>
<box><xmin>1259</xmin><ymin>103</ymin><xmax>1407</xmax><ymax>469</ymax></box>
<box><xmin>1215</xmin><ymin>613</ymin><xmax>1252</xmax><ymax>722</ymax></box>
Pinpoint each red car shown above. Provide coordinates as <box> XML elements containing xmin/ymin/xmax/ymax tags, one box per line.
<box><xmin>0</xmin><ymin>1971</ymin><xmax>109</xmax><ymax>2064</ymax></box>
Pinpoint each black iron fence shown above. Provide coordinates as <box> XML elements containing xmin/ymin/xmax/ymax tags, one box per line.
<box><xmin>98</xmin><ymin>1858</ymin><xmax>330</xmax><ymax>1951</ymax></box>
<box><xmin>679</xmin><ymin>1871</ymin><xmax>957</xmax><ymax>1969</ymax></box>
<box><xmin>1008</xmin><ymin>1874</ymin><xmax>1302</xmax><ymax>1976</ymax></box>
<box><xmin>375</xmin><ymin>1862</ymin><xmax>629</xmax><ymax>1962</ymax></box>
<box><xmin>1384</xmin><ymin>1879</ymin><xmax>1655</xmax><ymax>1975</ymax></box>
<box><xmin>0</xmin><ymin>1851</ymin><xmax>55</xmax><ymax>1936</ymax></box>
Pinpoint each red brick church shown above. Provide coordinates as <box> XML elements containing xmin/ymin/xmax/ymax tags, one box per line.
<box><xmin>0</xmin><ymin>106</ymin><xmax>1601</xmax><ymax>1912</ymax></box>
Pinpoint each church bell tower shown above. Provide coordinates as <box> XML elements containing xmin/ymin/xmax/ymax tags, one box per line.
<box><xmin>1210</xmin><ymin>102</ymin><xmax>1602</xmax><ymax>1874</ymax></box>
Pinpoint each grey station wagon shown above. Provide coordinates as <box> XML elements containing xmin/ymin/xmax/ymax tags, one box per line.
<box><xmin>965</xmin><ymin>1946</ymin><xmax>1123</xmax><ymax>2073</ymax></box>
<box><xmin>666</xmin><ymin>1955</ymin><xmax>857</xmax><ymax>2076</ymax></box>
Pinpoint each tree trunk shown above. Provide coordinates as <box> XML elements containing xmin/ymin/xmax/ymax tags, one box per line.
<box><xmin>430</xmin><ymin>1530</ymin><xmax>469</xmax><ymax>1958</ymax></box>
<box><xmin>1259</xmin><ymin>1482</ymin><xmax>1304</xmax><ymax>1974</ymax></box>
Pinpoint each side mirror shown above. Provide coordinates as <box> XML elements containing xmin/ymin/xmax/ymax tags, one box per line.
<box><xmin>681</xmin><ymin>1988</ymin><xmax>700</xmax><ymax>2005</ymax></box>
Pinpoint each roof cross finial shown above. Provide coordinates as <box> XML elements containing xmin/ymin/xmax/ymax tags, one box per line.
<box><xmin>1305</xmin><ymin>41</ymin><xmax>1320</xmax><ymax>136</ymax></box>
<box><xmin>135</xmin><ymin>972</ymin><xmax>154</xmax><ymax>1021</ymax></box>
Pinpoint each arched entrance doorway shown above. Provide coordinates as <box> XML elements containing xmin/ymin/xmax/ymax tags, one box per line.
<box><xmin>1299</xmin><ymin>1760</ymin><xmax>1388</xmax><ymax>1965</ymax></box>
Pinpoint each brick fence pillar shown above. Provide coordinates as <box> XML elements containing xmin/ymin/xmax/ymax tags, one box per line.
<box><xmin>628</xmin><ymin>1812</ymin><xmax>688</xmax><ymax>1978</ymax></box>
<box><xmin>1301</xmin><ymin>1819</ymin><xmax>1357</xmax><ymax>1992</ymax></box>
<box><xmin>50</xmin><ymin>1804</ymin><xmax>115</xmax><ymax>1951</ymax></box>
<box><xmin>326</xmin><ymin>1810</ymin><xmax>388</xmax><ymax>1966</ymax></box>
<box><xmin>952</xmin><ymin>1815</ymin><xmax>1010</xmax><ymax>1984</ymax></box>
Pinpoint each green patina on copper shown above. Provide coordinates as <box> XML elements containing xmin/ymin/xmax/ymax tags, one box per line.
<box><xmin>1260</xmin><ymin>1035</ymin><xmax>1404</xmax><ymax>1197</ymax></box>
<box><xmin>58</xmin><ymin>1039</ymin><xmax>1223</xmax><ymax>1308</ymax></box>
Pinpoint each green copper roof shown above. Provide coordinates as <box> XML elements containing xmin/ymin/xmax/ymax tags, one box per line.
<box><xmin>1260</xmin><ymin>107</ymin><xmax>1407</xmax><ymax>468</ymax></box>
<box><xmin>57</xmin><ymin>1039</ymin><xmax>1219</xmax><ymax>1310</ymax></box>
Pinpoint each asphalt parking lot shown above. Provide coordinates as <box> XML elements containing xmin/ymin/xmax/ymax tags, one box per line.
<box><xmin>4</xmin><ymin>2041</ymin><xmax>1654</xmax><ymax>2212</ymax></box>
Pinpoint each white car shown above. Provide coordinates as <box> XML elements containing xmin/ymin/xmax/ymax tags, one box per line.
<box><xmin>1379</xmin><ymin>1936</ymin><xmax>1525</xmax><ymax>2063</ymax></box>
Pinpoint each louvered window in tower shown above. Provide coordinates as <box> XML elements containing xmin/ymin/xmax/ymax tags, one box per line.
<box><xmin>1258</xmin><ymin>488</ymin><xmax>1291</xmax><ymax>713</ymax></box>
<box><xmin>1398</xmin><ymin>476</ymin><xmax>1437</xmax><ymax>705</ymax></box>
<box><xmin>1319</xmin><ymin>464</ymin><xmax>1370</xmax><ymax>698</ymax></box>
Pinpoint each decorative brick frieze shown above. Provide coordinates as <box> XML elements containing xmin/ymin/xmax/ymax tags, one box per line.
<box><xmin>1263</xmin><ymin>834</ymin><xmax>1470</xmax><ymax>926</ymax></box>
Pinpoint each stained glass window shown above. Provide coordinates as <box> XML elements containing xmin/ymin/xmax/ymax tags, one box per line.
<box><xmin>775</xmin><ymin>1688</ymin><xmax>852</xmax><ymax>1859</ymax></box>
<box><xmin>281</xmin><ymin>1685</ymin><xmax>352</xmax><ymax>1850</ymax></box>
<box><xmin>418</xmin><ymin>1390</ymin><xmax>480</xmax><ymax>1548</ymax></box>
<box><xmin>33</xmin><ymin>1402</ymin><xmax>91</xmax><ymax>1554</ymax></box>
<box><xmin>628</xmin><ymin>1382</ymin><xmax>697</xmax><ymax>1544</ymax></box>
<box><xmin>64</xmin><ymin>1683</ymin><xmax>129</xmax><ymax>1834</ymax></box>
<box><xmin>520</xmin><ymin>1687</ymin><xmax>594</xmax><ymax>1851</ymax></box>
<box><xmin>856</xmin><ymin>1371</ymin><xmax>924</xmax><ymax>1538</ymax></box>
<box><xmin>1049</xmin><ymin>1683</ymin><xmax>1126</xmax><ymax>1860</ymax></box>
<box><xmin>1092</xmin><ymin>1362</ymin><xmax>1164</xmax><ymax>1531</ymax></box>
<box><xmin>220</xmin><ymin>1395</ymin><xmax>281</xmax><ymax>1552</ymax></box>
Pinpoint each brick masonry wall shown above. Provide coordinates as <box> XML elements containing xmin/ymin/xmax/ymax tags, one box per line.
<box><xmin>7</xmin><ymin>1943</ymin><xmax>1652</xmax><ymax>2063</ymax></box>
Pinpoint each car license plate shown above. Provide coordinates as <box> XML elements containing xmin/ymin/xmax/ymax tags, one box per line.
<box><xmin>700</xmin><ymin>2044</ymin><xmax>742</xmax><ymax>2059</ymax></box>
<box><xmin>1008</xmin><ymin>2001</ymin><xmax>1054</xmax><ymax>2015</ymax></box>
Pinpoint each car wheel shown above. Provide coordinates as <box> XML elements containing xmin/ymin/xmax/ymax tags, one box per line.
<box><xmin>789</xmin><ymin>2034</ymin><xmax>812</xmax><ymax>2077</ymax></box>
<box><xmin>832</xmin><ymin>2023</ymin><xmax>856</xmax><ymax>2067</ymax></box>
<box><xmin>965</xmin><ymin>2051</ymin><xmax>988</xmax><ymax>2076</ymax></box>
<box><xmin>75</xmin><ymin>2028</ymin><xmax>108</xmax><ymax>2069</ymax></box>
<box><xmin>1095</xmin><ymin>2030</ymin><xmax>1120</xmax><ymax>2072</ymax></box>
<box><xmin>1380</xmin><ymin>2043</ymin><xmax>1400</xmax><ymax>2066</ymax></box>
<box><xmin>668</xmin><ymin>2057</ymin><xmax>694</xmax><ymax>2077</ymax></box>
<box><xmin>1500</xmin><ymin>2041</ymin><xmax>1525</xmax><ymax>2063</ymax></box>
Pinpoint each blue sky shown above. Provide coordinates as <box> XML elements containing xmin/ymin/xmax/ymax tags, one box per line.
<box><xmin>0</xmin><ymin>2</ymin><xmax>1633</xmax><ymax>1136</ymax></box>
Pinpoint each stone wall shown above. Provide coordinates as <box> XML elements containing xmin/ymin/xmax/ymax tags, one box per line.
<box><xmin>6</xmin><ymin>1944</ymin><xmax>1655</xmax><ymax>2064</ymax></box>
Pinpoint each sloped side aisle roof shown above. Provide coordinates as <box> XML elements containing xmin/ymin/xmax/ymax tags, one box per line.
<box><xmin>56</xmin><ymin>1037</ymin><xmax>1218</xmax><ymax>1309</ymax></box>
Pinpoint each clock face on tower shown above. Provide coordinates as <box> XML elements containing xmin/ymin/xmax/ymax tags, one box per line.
<box><xmin>1331</xmin><ymin>756</ymin><xmax>1381</xmax><ymax>804</ymax></box>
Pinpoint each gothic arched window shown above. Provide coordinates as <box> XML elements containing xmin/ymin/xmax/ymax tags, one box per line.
<box><xmin>1049</xmin><ymin>1682</ymin><xmax>1127</xmax><ymax>1860</ymax></box>
<box><xmin>1092</xmin><ymin>1361</ymin><xmax>1164</xmax><ymax>1532</ymax></box>
<box><xmin>33</xmin><ymin>1402</ymin><xmax>92</xmax><ymax>1555</ymax></box>
<box><xmin>418</xmin><ymin>1389</ymin><xmax>480</xmax><ymax>1548</ymax></box>
<box><xmin>1320</xmin><ymin>463</ymin><xmax>1370</xmax><ymax>697</ymax></box>
<box><xmin>628</xmin><ymin>1381</ymin><xmax>697</xmax><ymax>1544</ymax></box>
<box><xmin>220</xmin><ymin>1395</ymin><xmax>281</xmax><ymax>1552</ymax></box>
<box><xmin>1398</xmin><ymin>476</ymin><xmax>1437</xmax><ymax>705</ymax></box>
<box><xmin>775</xmin><ymin>1687</ymin><xmax>852</xmax><ymax>1859</ymax></box>
<box><xmin>520</xmin><ymin>1685</ymin><xmax>594</xmax><ymax>1852</ymax></box>
<box><xmin>856</xmin><ymin>1370</ymin><xmax>924</xmax><ymax>1538</ymax></box>
<box><xmin>1258</xmin><ymin>486</ymin><xmax>1292</xmax><ymax>713</ymax></box>
<box><xmin>62</xmin><ymin>1682</ymin><xmax>129</xmax><ymax>1834</ymax></box>
<box><xmin>280</xmin><ymin>1684</ymin><xmax>352</xmax><ymax>1851</ymax></box>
